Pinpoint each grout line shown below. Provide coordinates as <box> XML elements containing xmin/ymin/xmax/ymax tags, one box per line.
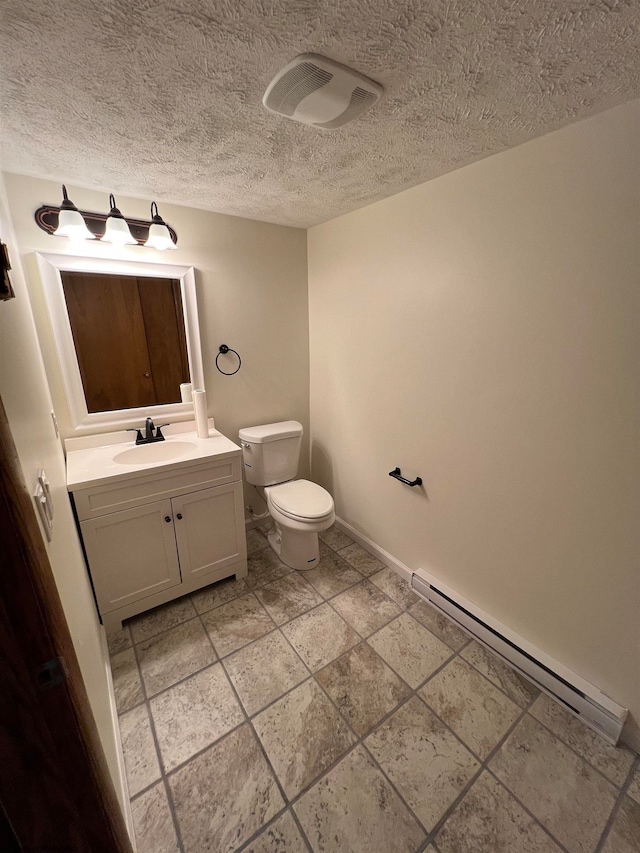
<box><xmin>522</xmin><ymin>704</ymin><xmax>635</xmax><ymax>790</ymax></box>
<box><xmin>457</xmin><ymin>640</ymin><xmax>540</xmax><ymax>710</ymax></box>
<box><xmin>594</xmin><ymin>753</ymin><xmax>640</xmax><ymax>853</ymax></box>
<box><xmin>114</xmin><ymin>528</ymin><xmax>639</xmax><ymax>852</ymax></box>
<box><xmin>195</xmin><ymin>606</ymin><xmax>297</xmax><ymax>816</ymax></box>
<box><xmin>288</xmin><ymin>805</ymin><xmax>315</xmax><ymax>853</ymax></box>
<box><xmin>484</xmin><ymin>768</ymin><xmax>573</xmax><ymax>853</ymax></box>
<box><xmin>127</xmin><ymin>631</ymin><xmax>187</xmax><ymax>853</ymax></box>
<box><xmin>233</xmin><ymin>805</ymin><xmax>311</xmax><ymax>853</ymax></box>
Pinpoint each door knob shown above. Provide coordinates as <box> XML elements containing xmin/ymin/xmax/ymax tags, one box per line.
<box><xmin>176</xmin><ymin>513</ymin><xmax>183</xmax><ymax>520</ymax></box>
<box><xmin>164</xmin><ymin>516</ymin><xmax>171</xmax><ymax>523</ymax></box>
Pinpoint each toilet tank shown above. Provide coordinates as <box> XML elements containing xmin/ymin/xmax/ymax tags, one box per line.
<box><xmin>238</xmin><ymin>421</ymin><xmax>303</xmax><ymax>486</ymax></box>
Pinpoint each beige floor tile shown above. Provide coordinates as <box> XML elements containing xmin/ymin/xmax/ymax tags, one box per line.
<box><xmin>490</xmin><ymin>714</ymin><xmax>617</xmax><ymax>853</ymax></box>
<box><xmin>137</xmin><ymin>618</ymin><xmax>216</xmax><ymax>697</ymax></box>
<box><xmin>130</xmin><ymin>597</ymin><xmax>197</xmax><ymax>644</ymax></box>
<box><xmin>436</xmin><ymin>771</ymin><xmax>562</xmax><ymax>853</ymax></box>
<box><xmin>246</xmin><ymin>527</ymin><xmax>269</xmax><ymax>554</ymax></box>
<box><xmin>316</xmin><ymin>643</ymin><xmax>411</xmax><ymax>736</ymax></box>
<box><xmin>369</xmin><ymin>567</ymin><xmax>418</xmax><ymax>608</ymax></box>
<box><xmin>601</xmin><ymin>796</ymin><xmax>640</xmax><ymax>853</ymax></box>
<box><xmin>420</xmin><ymin>657</ymin><xmax>520</xmax><ymax>759</ymax></box>
<box><xmin>408</xmin><ymin>599</ymin><xmax>469</xmax><ymax>651</ymax></box>
<box><xmin>365</xmin><ymin>696</ymin><xmax>480</xmax><ymax>831</ymax></box>
<box><xmin>224</xmin><ymin>630</ymin><xmax>308</xmax><ymax>715</ymax></box>
<box><xmin>246</xmin><ymin>549</ymin><xmax>294</xmax><ymax>589</ymax></box>
<box><xmin>367</xmin><ymin>612</ymin><xmax>453</xmax><ymax>688</ymax></box>
<box><xmin>120</xmin><ymin>704</ymin><xmax>161</xmax><ymax>797</ymax></box>
<box><xmin>255</xmin><ymin>572</ymin><xmax>324</xmax><ymax>625</ymax></box>
<box><xmin>337</xmin><ymin>542</ymin><xmax>386</xmax><ymax>576</ymax></box>
<box><xmin>530</xmin><ymin>693</ymin><xmax>635</xmax><ymax>786</ymax></box>
<box><xmin>282</xmin><ymin>603</ymin><xmax>360</xmax><ymax>671</ymax></box>
<box><xmin>304</xmin><ymin>552</ymin><xmax>363</xmax><ymax>598</ymax></box>
<box><xmin>190</xmin><ymin>575</ymin><xmax>250</xmax><ymax>614</ymax></box>
<box><xmin>627</xmin><ymin>764</ymin><xmax>640</xmax><ymax>804</ymax></box>
<box><xmin>318</xmin><ymin>539</ymin><xmax>333</xmax><ymax>558</ymax></box>
<box><xmin>461</xmin><ymin>641</ymin><xmax>539</xmax><ymax>708</ymax></box>
<box><xmin>151</xmin><ymin>663</ymin><xmax>243</xmax><ymax>771</ymax></box>
<box><xmin>331</xmin><ymin>580</ymin><xmax>401</xmax><ymax>637</ymax></box>
<box><xmin>253</xmin><ymin>679</ymin><xmax>356</xmax><ymax>799</ymax></box>
<box><xmin>294</xmin><ymin>745</ymin><xmax>425</xmax><ymax>852</ymax></box>
<box><xmin>131</xmin><ymin>782</ymin><xmax>180</xmax><ymax>853</ymax></box>
<box><xmin>319</xmin><ymin>525</ymin><xmax>353</xmax><ymax>551</ymax></box>
<box><xmin>201</xmin><ymin>592</ymin><xmax>275</xmax><ymax>656</ymax></box>
<box><xmin>111</xmin><ymin>647</ymin><xmax>144</xmax><ymax>714</ymax></box>
<box><xmin>169</xmin><ymin>724</ymin><xmax>284</xmax><ymax>853</ymax></box>
<box><xmin>107</xmin><ymin>624</ymin><xmax>132</xmax><ymax>656</ymax></box>
<box><xmin>244</xmin><ymin>810</ymin><xmax>307</xmax><ymax>852</ymax></box>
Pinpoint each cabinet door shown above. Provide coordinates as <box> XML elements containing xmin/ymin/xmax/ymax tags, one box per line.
<box><xmin>172</xmin><ymin>482</ymin><xmax>246</xmax><ymax>583</ymax></box>
<box><xmin>80</xmin><ymin>499</ymin><xmax>181</xmax><ymax>613</ymax></box>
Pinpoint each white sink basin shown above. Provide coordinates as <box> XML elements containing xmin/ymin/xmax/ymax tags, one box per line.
<box><xmin>113</xmin><ymin>441</ymin><xmax>197</xmax><ymax>465</ymax></box>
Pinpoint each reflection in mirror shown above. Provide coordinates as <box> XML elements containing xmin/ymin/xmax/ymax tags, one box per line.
<box><xmin>60</xmin><ymin>271</ymin><xmax>189</xmax><ymax>413</ymax></box>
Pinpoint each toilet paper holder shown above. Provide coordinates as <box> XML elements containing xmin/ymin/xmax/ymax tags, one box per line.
<box><xmin>389</xmin><ymin>467</ymin><xmax>422</xmax><ymax>487</ymax></box>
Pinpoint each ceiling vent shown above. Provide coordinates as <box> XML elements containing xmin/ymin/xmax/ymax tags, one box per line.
<box><xmin>263</xmin><ymin>54</ymin><xmax>383</xmax><ymax>129</ymax></box>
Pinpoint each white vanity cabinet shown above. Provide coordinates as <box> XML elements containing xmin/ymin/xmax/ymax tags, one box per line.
<box><xmin>70</xmin><ymin>448</ymin><xmax>247</xmax><ymax>631</ymax></box>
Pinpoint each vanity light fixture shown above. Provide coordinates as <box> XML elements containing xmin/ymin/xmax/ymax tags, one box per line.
<box><xmin>145</xmin><ymin>202</ymin><xmax>177</xmax><ymax>251</ymax></box>
<box><xmin>101</xmin><ymin>194</ymin><xmax>136</xmax><ymax>246</ymax></box>
<box><xmin>53</xmin><ymin>185</ymin><xmax>94</xmax><ymax>241</ymax></box>
<box><xmin>35</xmin><ymin>186</ymin><xmax>178</xmax><ymax>248</ymax></box>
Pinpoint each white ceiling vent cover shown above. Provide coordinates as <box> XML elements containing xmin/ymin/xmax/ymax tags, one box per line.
<box><xmin>263</xmin><ymin>53</ymin><xmax>383</xmax><ymax>129</ymax></box>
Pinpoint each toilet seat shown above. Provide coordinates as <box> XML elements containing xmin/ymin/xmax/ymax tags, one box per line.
<box><xmin>267</xmin><ymin>479</ymin><xmax>334</xmax><ymax>522</ymax></box>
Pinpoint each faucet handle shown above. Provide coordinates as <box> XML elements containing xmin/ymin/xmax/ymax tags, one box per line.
<box><xmin>155</xmin><ymin>424</ymin><xmax>170</xmax><ymax>440</ymax></box>
<box><xmin>126</xmin><ymin>428</ymin><xmax>144</xmax><ymax>444</ymax></box>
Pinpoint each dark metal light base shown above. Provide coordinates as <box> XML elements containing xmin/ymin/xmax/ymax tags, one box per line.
<box><xmin>34</xmin><ymin>205</ymin><xmax>178</xmax><ymax>247</ymax></box>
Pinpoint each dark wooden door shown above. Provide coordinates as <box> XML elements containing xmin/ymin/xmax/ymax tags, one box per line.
<box><xmin>138</xmin><ymin>277</ymin><xmax>190</xmax><ymax>405</ymax></box>
<box><xmin>0</xmin><ymin>396</ymin><xmax>134</xmax><ymax>852</ymax></box>
<box><xmin>61</xmin><ymin>272</ymin><xmax>189</xmax><ymax>413</ymax></box>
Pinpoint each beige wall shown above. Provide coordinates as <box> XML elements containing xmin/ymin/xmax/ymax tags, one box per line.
<box><xmin>0</xmin><ymin>174</ymin><xmax>123</xmax><ymax>803</ymax></box>
<box><xmin>3</xmin><ymin>173</ymin><xmax>310</xmax><ymax>515</ymax></box>
<box><xmin>1</xmin><ymin>171</ymin><xmax>309</xmax><ymax>807</ymax></box>
<box><xmin>308</xmin><ymin>100</ymin><xmax>640</xmax><ymax>747</ymax></box>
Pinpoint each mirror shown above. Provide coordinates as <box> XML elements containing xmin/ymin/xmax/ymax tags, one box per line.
<box><xmin>36</xmin><ymin>253</ymin><xmax>204</xmax><ymax>431</ymax></box>
<box><xmin>60</xmin><ymin>271</ymin><xmax>189</xmax><ymax>413</ymax></box>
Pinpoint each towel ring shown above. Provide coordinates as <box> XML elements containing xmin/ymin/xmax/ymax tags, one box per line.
<box><xmin>216</xmin><ymin>344</ymin><xmax>242</xmax><ymax>375</ymax></box>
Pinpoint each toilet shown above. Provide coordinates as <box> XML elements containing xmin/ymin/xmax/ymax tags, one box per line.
<box><xmin>238</xmin><ymin>421</ymin><xmax>335</xmax><ymax>570</ymax></box>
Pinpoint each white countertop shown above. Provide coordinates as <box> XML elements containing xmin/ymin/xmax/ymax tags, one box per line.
<box><xmin>66</xmin><ymin>421</ymin><xmax>241</xmax><ymax>491</ymax></box>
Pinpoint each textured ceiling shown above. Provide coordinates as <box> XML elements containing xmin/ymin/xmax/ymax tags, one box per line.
<box><xmin>1</xmin><ymin>0</ymin><xmax>638</xmax><ymax>227</ymax></box>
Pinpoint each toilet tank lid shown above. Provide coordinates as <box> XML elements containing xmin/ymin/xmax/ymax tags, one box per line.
<box><xmin>239</xmin><ymin>420</ymin><xmax>303</xmax><ymax>444</ymax></box>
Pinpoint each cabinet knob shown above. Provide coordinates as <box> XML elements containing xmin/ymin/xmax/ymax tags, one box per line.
<box><xmin>176</xmin><ymin>513</ymin><xmax>183</xmax><ymax>520</ymax></box>
<box><xmin>164</xmin><ymin>516</ymin><xmax>171</xmax><ymax>523</ymax></box>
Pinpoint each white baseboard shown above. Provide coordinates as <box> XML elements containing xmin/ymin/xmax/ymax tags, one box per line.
<box><xmin>100</xmin><ymin>627</ymin><xmax>136</xmax><ymax>850</ymax></box>
<box><xmin>334</xmin><ymin>516</ymin><xmax>413</xmax><ymax>583</ymax></box>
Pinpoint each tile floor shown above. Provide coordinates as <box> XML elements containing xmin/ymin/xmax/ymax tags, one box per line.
<box><xmin>109</xmin><ymin>525</ymin><xmax>640</xmax><ymax>853</ymax></box>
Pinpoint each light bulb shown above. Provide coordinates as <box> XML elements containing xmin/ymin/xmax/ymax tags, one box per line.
<box><xmin>144</xmin><ymin>201</ymin><xmax>176</xmax><ymax>250</ymax></box>
<box><xmin>102</xmin><ymin>193</ymin><xmax>136</xmax><ymax>245</ymax></box>
<box><xmin>53</xmin><ymin>185</ymin><xmax>93</xmax><ymax>240</ymax></box>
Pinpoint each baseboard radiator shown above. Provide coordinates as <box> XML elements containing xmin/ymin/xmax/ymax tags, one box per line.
<box><xmin>411</xmin><ymin>567</ymin><xmax>627</xmax><ymax>745</ymax></box>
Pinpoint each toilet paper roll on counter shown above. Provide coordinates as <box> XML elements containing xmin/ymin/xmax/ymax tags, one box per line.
<box><xmin>193</xmin><ymin>390</ymin><xmax>209</xmax><ymax>438</ymax></box>
<box><xmin>180</xmin><ymin>382</ymin><xmax>193</xmax><ymax>403</ymax></box>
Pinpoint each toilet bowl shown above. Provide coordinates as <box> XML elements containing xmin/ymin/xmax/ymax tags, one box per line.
<box><xmin>265</xmin><ymin>479</ymin><xmax>335</xmax><ymax>570</ymax></box>
<box><xmin>238</xmin><ymin>421</ymin><xmax>335</xmax><ymax>571</ymax></box>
